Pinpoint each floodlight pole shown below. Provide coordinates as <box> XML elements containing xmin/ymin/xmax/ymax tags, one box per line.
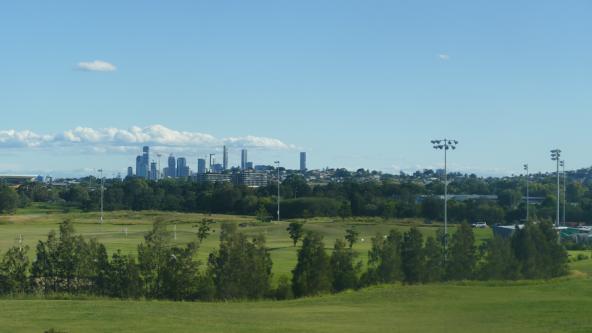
<box><xmin>524</xmin><ymin>164</ymin><xmax>529</xmax><ymax>223</ymax></box>
<box><xmin>561</xmin><ymin>160</ymin><xmax>566</xmax><ymax>226</ymax></box>
<box><xmin>551</xmin><ymin>150</ymin><xmax>561</xmax><ymax>228</ymax></box>
<box><xmin>431</xmin><ymin>138</ymin><xmax>458</xmax><ymax>260</ymax></box>
<box><xmin>99</xmin><ymin>169</ymin><xmax>104</xmax><ymax>224</ymax></box>
<box><xmin>444</xmin><ymin>144</ymin><xmax>448</xmax><ymax>240</ymax></box>
<box><xmin>275</xmin><ymin>161</ymin><xmax>281</xmax><ymax>221</ymax></box>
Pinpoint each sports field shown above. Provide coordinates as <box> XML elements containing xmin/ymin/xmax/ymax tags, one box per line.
<box><xmin>1</xmin><ymin>205</ymin><xmax>591</xmax><ymax>333</ymax></box>
<box><xmin>0</xmin><ymin>204</ymin><xmax>494</xmax><ymax>279</ymax></box>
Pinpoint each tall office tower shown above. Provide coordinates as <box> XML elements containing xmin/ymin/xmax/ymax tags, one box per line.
<box><xmin>150</xmin><ymin>162</ymin><xmax>158</xmax><ymax>180</ymax></box>
<box><xmin>223</xmin><ymin>145</ymin><xmax>228</xmax><ymax>170</ymax></box>
<box><xmin>241</xmin><ymin>149</ymin><xmax>248</xmax><ymax>169</ymax></box>
<box><xmin>300</xmin><ymin>152</ymin><xmax>307</xmax><ymax>172</ymax></box>
<box><xmin>142</xmin><ymin>146</ymin><xmax>150</xmax><ymax>178</ymax></box>
<box><xmin>127</xmin><ymin>167</ymin><xmax>133</xmax><ymax>178</ymax></box>
<box><xmin>135</xmin><ymin>155</ymin><xmax>143</xmax><ymax>177</ymax></box>
<box><xmin>197</xmin><ymin>158</ymin><xmax>207</xmax><ymax>174</ymax></box>
<box><xmin>177</xmin><ymin>157</ymin><xmax>188</xmax><ymax>177</ymax></box>
<box><xmin>246</xmin><ymin>162</ymin><xmax>254</xmax><ymax>170</ymax></box>
<box><xmin>167</xmin><ymin>154</ymin><xmax>176</xmax><ymax>178</ymax></box>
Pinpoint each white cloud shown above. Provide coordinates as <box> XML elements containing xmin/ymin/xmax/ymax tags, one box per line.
<box><xmin>0</xmin><ymin>125</ymin><xmax>295</xmax><ymax>152</ymax></box>
<box><xmin>77</xmin><ymin>60</ymin><xmax>117</xmax><ymax>72</ymax></box>
<box><xmin>438</xmin><ymin>53</ymin><xmax>450</xmax><ymax>61</ymax></box>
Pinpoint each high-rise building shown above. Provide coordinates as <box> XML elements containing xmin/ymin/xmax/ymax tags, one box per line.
<box><xmin>135</xmin><ymin>155</ymin><xmax>143</xmax><ymax>177</ymax></box>
<box><xmin>197</xmin><ymin>158</ymin><xmax>207</xmax><ymax>174</ymax></box>
<box><xmin>142</xmin><ymin>146</ymin><xmax>150</xmax><ymax>179</ymax></box>
<box><xmin>300</xmin><ymin>152</ymin><xmax>307</xmax><ymax>172</ymax></box>
<box><xmin>167</xmin><ymin>155</ymin><xmax>176</xmax><ymax>178</ymax></box>
<box><xmin>150</xmin><ymin>162</ymin><xmax>158</xmax><ymax>180</ymax></box>
<box><xmin>223</xmin><ymin>145</ymin><xmax>228</xmax><ymax>170</ymax></box>
<box><xmin>127</xmin><ymin>167</ymin><xmax>133</xmax><ymax>178</ymax></box>
<box><xmin>241</xmin><ymin>149</ymin><xmax>248</xmax><ymax>169</ymax></box>
<box><xmin>246</xmin><ymin>162</ymin><xmax>254</xmax><ymax>170</ymax></box>
<box><xmin>177</xmin><ymin>157</ymin><xmax>189</xmax><ymax>177</ymax></box>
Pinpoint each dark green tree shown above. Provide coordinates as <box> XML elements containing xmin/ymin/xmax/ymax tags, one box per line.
<box><xmin>344</xmin><ymin>227</ymin><xmax>359</xmax><ymax>248</ymax></box>
<box><xmin>423</xmin><ymin>236</ymin><xmax>444</xmax><ymax>283</ymax></box>
<box><xmin>478</xmin><ymin>236</ymin><xmax>521</xmax><ymax>280</ymax></box>
<box><xmin>286</xmin><ymin>222</ymin><xmax>305</xmax><ymax>247</ymax></box>
<box><xmin>330</xmin><ymin>239</ymin><xmax>358</xmax><ymax>292</ymax></box>
<box><xmin>0</xmin><ymin>244</ymin><xmax>30</xmax><ymax>294</ymax></box>
<box><xmin>338</xmin><ymin>201</ymin><xmax>352</xmax><ymax>221</ymax></box>
<box><xmin>137</xmin><ymin>220</ymin><xmax>171</xmax><ymax>298</ymax></box>
<box><xmin>401</xmin><ymin>227</ymin><xmax>425</xmax><ymax>284</ymax></box>
<box><xmin>0</xmin><ymin>185</ymin><xmax>19</xmax><ymax>214</ymax></box>
<box><xmin>292</xmin><ymin>232</ymin><xmax>332</xmax><ymax>297</ymax></box>
<box><xmin>364</xmin><ymin>230</ymin><xmax>403</xmax><ymax>284</ymax></box>
<box><xmin>446</xmin><ymin>223</ymin><xmax>476</xmax><ymax>280</ymax></box>
<box><xmin>208</xmin><ymin>224</ymin><xmax>272</xmax><ymax>300</ymax></box>
<box><xmin>196</xmin><ymin>218</ymin><xmax>212</xmax><ymax>243</ymax></box>
<box><xmin>107</xmin><ymin>250</ymin><xmax>141</xmax><ymax>298</ymax></box>
<box><xmin>255</xmin><ymin>204</ymin><xmax>271</xmax><ymax>222</ymax></box>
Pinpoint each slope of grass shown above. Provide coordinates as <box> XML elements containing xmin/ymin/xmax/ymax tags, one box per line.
<box><xmin>1</xmin><ymin>207</ymin><xmax>592</xmax><ymax>332</ymax></box>
<box><xmin>1</xmin><ymin>277</ymin><xmax>592</xmax><ymax>333</ymax></box>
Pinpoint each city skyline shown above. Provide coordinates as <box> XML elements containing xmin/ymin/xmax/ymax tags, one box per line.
<box><xmin>1</xmin><ymin>2</ymin><xmax>592</xmax><ymax>176</ymax></box>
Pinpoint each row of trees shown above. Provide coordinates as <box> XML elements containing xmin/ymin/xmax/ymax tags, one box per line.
<box><xmin>12</xmin><ymin>169</ymin><xmax>592</xmax><ymax>224</ymax></box>
<box><xmin>291</xmin><ymin>221</ymin><xmax>567</xmax><ymax>297</ymax></box>
<box><xmin>0</xmin><ymin>220</ymin><xmax>567</xmax><ymax>300</ymax></box>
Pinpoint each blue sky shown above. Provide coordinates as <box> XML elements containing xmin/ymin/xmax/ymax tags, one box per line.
<box><xmin>0</xmin><ymin>1</ymin><xmax>591</xmax><ymax>177</ymax></box>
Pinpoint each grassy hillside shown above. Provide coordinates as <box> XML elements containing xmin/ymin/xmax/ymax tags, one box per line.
<box><xmin>1</xmin><ymin>277</ymin><xmax>592</xmax><ymax>333</ymax></box>
<box><xmin>1</xmin><ymin>206</ymin><xmax>592</xmax><ymax>332</ymax></box>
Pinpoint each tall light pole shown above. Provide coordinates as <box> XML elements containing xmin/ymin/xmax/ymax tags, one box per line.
<box><xmin>550</xmin><ymin>149</ymin><xmax>561</xmax><ymax>228</ymax></box>
<box><xmin>561</xmin><ymin>160</ymin><xmax>566</xmax><ymax>226</ymax></box>
<box><xmin>98</xmin><ymin>168</ymin><xmax>104</xmax><ymax>224</ymax></box>
<box><xmin>275</xmin><ymin>161</ymin><xmax>281</xmax><ymax>221</ymax></box>
<box><xmin>431</xmin><ymin>138</ymin><xmax>458</xmax><ymax>257</ymax></box>
<box><xmin>524</xmin><ymin>164</ymin><xmax>529</xmax><ymax>223</ymax></box>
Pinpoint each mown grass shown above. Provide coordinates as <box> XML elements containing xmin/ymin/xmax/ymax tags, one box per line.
<box><xmin>0</xmin><ymin>205</ymin><xmax>492</xmax><ymax>279</ymax></box>
<box><xmin>1</xmin><ymin>205</ymin><xmax>592</xmax><ymax>332</ymax></box>
<box><xmin>1</xmin><ymin>277</ymin><xmax>592</xmax><ymax>333</ymax></box>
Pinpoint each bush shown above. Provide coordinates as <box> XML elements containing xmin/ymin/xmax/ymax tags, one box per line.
<box><xmin>280</xmin><ymin>197</ymin><xmax>342</xmax><ymax>219</ymax></box>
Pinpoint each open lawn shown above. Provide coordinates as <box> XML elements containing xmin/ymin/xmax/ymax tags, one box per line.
<box><xmin>1</xmin><ymin>277</ymin><xmax>592</xmax><ymax>333</ymax></box>
<box><xmin>0</xmin><ymin>205</ymin><xmax>493</xmax><ymax>279</ymax></box>
<box><xmin>1</xmin><ymin>206</ymin><xmax>592</xmax><ymax>332</ymax></box>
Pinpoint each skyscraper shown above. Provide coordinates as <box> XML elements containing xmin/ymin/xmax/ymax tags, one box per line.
<box><xmin>142</xmin><ymin>146</ymin><xmax>150</xmax><ymax>179</ymax></box>
<box><xmin>300</xmin><ymin>152</ymin><xmax>307</xmax><ymax>173</ymax></box>
<box><xmin>150</xmin><ymin>162</ymin><xmax>158</xmax><ymax>180</ymax></box>
<box><xmin>223</xmin><ymin>145</ymin><xmax>228</xmax><ymax>170</ymax></box>
<box><xmin>135</xmin><ymin>155</ymin><xmax>143</xmax><ymax>177</ymax></box>
<box><xmin>127</xmin><ymin>167</ymin><xmax>133</xmax><ymax>178</ymax></box>
<box><xmin>177</xmin><ymin>157</ymin><xmax>189</xmax><ymax>177</ymax></box>
<box><xmin>241</xmin><ymin>149</ymin><xmax>248</xmax><ymax>170</ymax></box>
<box><xmin>167</xmin><ymin>154</ymin><xmax>176</xmax><ymax>178</ymax></box>
<box><xmin>197</xmin><ymin>158</ymin><xmax>206</xmax><ymax>174</ymax></box>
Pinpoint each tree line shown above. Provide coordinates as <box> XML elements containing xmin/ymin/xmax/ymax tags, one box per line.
<box><xmin>0</xmin><ymin>219</ymin><xmax>567</xmax><ymax>300</ymax></box>
<box><xmin>8</xmin><ymin>169</ymin><xmax>592</xmax><ymax>224</ymax></box>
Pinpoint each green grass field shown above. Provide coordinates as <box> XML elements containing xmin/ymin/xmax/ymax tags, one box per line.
<box><xmin>1</xmin><ymin>277</ymin><xmax>592</xmax><ymax>333</ymax></box>
<box><xmin>0</xmin><ymin>204</ymin><xmax>493</xmax><ymax>279</ymax></box>
<box><xmin>1</xmin><ymin>205</ymin><xmax>592</xmax><ymax>333</ymax></box>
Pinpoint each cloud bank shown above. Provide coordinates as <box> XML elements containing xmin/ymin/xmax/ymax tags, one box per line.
<box><xmin>77</xmin><ymin>60</ymin><xmax>117</xmax><ymax>72</ymax></box>
<box><xmin>0</xmin><ymin>125</ymin><xmax>296</xmax><ymax>152</ymax></box>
